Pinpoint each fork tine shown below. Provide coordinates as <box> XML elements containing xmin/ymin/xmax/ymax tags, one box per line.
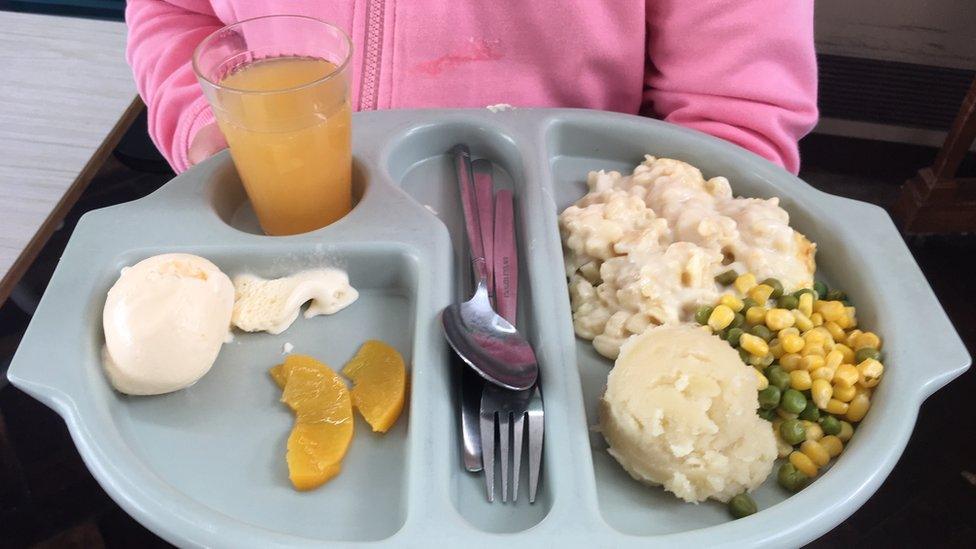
<box><xmin>498</xmin><ymin>411</ymin><xmax>510</xmax><ymax>502</ymax></box>
<box><xmin>512</xmin><ymin>411</ymin><xmax>525</xmax><ymax>502</ymax></box>
<box><xmin>527</xmin><ymin>395</ymin><xmax>544</xmax><ymax>503</ymax></box>
<box><xmin>480</xmin><ymin>407</ymin><xmax>496</xmax><ymax>502</ymax></box>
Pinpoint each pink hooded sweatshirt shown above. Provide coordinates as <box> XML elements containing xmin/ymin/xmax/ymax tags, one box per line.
<box><xmin>126</xmin><ymin>1</ymin><xmax>818</xmax><ymax>174</ymax></box>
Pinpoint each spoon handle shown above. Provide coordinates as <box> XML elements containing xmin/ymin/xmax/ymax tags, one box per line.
<box><xmin>451</xmin><ymin>144</ymin><xmax>490</xmax><ymax>289</ymax></box>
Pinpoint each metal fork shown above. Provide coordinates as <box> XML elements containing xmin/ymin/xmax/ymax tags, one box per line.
<box><xmin>480</xmin><ymin>383</ymin><xmax>544</xmax><ymax>503</ymax></box>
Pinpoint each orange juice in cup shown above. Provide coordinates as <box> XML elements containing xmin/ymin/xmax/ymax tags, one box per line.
<box><xmin>194</xmin><ymin>16</ymin><xmax>353</xmax><ymax>236</ymax></box>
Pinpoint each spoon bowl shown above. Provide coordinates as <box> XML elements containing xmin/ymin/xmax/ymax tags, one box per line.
<box><xmin>442</xmin><ymin>284</ymin><xmax>538</xmax><ymax>391</ymax></box>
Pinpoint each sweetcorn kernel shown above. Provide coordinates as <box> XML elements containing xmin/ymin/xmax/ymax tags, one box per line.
<box><xmin>846</xmin><ymin>393</ymin><xmax>871</xmax><ymax>422</ymax></box>
<box><xmin>790</xmin><ymin>369</ymin><xmax>813</xmax><ymax>390</ymax></box>
<box><xmin>800</xmin><ymin>355</ymin><xmax>825</xmax><ymax>371</ymax></box>
<box><xmin>802</xmin><ymin>341</ymin><xmax>826</xmax><ymax>357</ymax></box>
<box><xmin>811</xmin><ymin>366</ymin><xmax>835</xmax><ymax>382</ymax></box>
<box><xmin>734</xmin><ymin>273</ymin><xmax>757</xmax><ymax>294</ymax></box>
<box><xmin>745</xmin><ymin>306</ymin><xmax>768</xmax><ymax>325</ymax></box>
<box><xmin>780</xmin><ymin>353</ymin><xmax>802</xmax><ymax>371</ymax></box>
<box><xmin>801</xmin><ymin>440</ymin><xmax>830</xmax><ymax>467</ymax></box>
<box><xmin>833</xmin><ymin>363</ymin><xmax>859</xmax><ymax>388</ymax></box>
<box><xmin>820</xmin><ymin>435</ymin><xmax>844</xmax><ymax>457</ymax></box>
<box><xmin>720</xmin><ymin>293</ymin><xmax>744</xmax><ymax>312</ymax></box>
<box><xmin>819</xmin><ymin>300</ymin><xmax>846</xmax><ymax>322</ymax></box>
<box><xmin>754</xmin><ymin>368</ymin><xmax>769</xmax><ymax>390</ymax></box>
<box><xmin>789</xmin><ymin>451</ymin><xmax>818</xmax><ymax>477</ymax></box>
<box><xmin>810</xmin><ymin>312</ymin><xmax>824</xmax><ymax>326</ymax></box>
<box><xmin>803</xmin><ymin>420</ymin><xmax>824</xmax><ymax>441</ymax></box>
<box><xmin>765</xmin><ymin>308</ymin><xmax>795</xmax><ymax>331</ymax></box>
<box><xmin>832</xmin><ymin>383</ymin><xmax>857</xmax><ymax>402</ymax></box>
<box><xmin>708</xmin><ymin>304</ymin><xmax>735</xmax><ymax>330</ymax></box>
<box><xmin>857</xmin><ymin>358</ymin><xmax>884</xmax><ymax>388</ymax></box>
<box><xmin>838</xmin><ymin>421</ymin><xmax>854</xmax><ymax>441</ymax></box>
<box><xmin>834</xmin><ymin>344</ymin><xmax>856</xmax><ymax>364</ymax></box>
<box><xmin>811</xmin><ymin>379</ymin><xmax>833</xmax><ymax>409</ymax></box>
<box><xmin>781</xmin><ymin>334</ymin><xmax>805</xmax><ymax>354</ymax></box>
<box><xmin>740</xmin><ymin>333</ymin><xmax>769</xmax><ymax>357</ymax></box>
<box><xmin>749</xmin><ymin>284</ymin><xmax>775</xmax><ymax>304</ymax></box>
<box><xmin>804</xmin><ymin>330</ymin><xmax>828</xmax><ymax>347</ymax></box>
<box><xmin>853</xmin><ymin>331</ymin><xmax>882</xmax><ymax>351</ymax></box>
<box><xmin>824</xmin><ymin>321</ymin><xmax>846</xmax><ymax>342</ymax></box>
<box><xmin>779</xmin><ymin>327</ymin><xmax>801</xmax><ymax>339</ymax></box>
<box><xmin>825</xmin><ymin>349</ymin><xmax>844</xmax><ymax>370</ymax></box>
<box><xmin>826</xmin><ymin>399</ymin><xmax>850</xmax><ymax>415</ymax></box>
<box><xmin>792</xmin><ymin>310</ymin><xmax>814</xmax><ymax>332</ymax></box>
<box><xmin>798</xmin><ymin>292</ymin><xmax>814</xmax><ymax>317</ymax></box>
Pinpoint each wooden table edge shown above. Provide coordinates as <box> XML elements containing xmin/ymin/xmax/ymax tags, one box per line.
<box><xmin>0</xmin><ymin>95</ymin><xmax>144</xmax><ymax>308</ymax></box>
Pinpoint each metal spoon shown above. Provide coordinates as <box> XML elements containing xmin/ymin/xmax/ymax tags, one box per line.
<box><xmin>441</xmin><ymin>144</ymin><xmax>538</xmax><ymax>391</ymax></box>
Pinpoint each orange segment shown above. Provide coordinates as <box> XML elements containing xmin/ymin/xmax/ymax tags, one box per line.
<box><xmin>272</xmin><ymin>354</ymin><xmax>354</xmax><ymax>491</ymax></box>
<box><xmin>269</xmin><ymin>363</ymin><xmax>288</xmax><ymax>388</ymax></box>
<box><xmin>342</xmin><ymin>340</ymin><xmax>407</xmax><ymax>433</ymax></box>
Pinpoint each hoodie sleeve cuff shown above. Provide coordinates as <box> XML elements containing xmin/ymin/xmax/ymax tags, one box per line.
<box><xmin>174</xmin><ymin>95</ymin><xmax>217</xmax><ymax>173</ymax></box>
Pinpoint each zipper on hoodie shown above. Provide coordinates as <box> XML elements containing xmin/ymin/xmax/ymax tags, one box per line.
<box><xmin>358</xmin><ymin>0</ymin><xmax>386</xmax><ymax>111</ymax></box>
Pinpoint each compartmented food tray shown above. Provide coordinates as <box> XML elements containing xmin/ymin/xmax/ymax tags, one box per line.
<box><xmin>7</xmin><ymin>109</ymin><xmax>970</xmax><ymax>547</ymax></box>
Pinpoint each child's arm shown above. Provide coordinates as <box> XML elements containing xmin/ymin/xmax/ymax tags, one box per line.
<box><xmin>642</xmin><ymin>0</ymin><xmax>818</xmax><ymax>174</ymax></box>
<box><xmin>126</xmin><ymin>0</ymin><xmax>224</xmax><ymax>172</ymax></box>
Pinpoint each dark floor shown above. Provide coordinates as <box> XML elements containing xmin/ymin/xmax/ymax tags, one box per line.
<box><xmin>0</xmin><ymin>132</ymin><xmax>974</xmax><ymax>548</ymax></box>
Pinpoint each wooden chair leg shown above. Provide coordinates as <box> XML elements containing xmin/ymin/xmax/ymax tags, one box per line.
<box><xmin>894</xmin><ymin>76</ymin><xmax>976</xmax><ymax>233</ymax></box>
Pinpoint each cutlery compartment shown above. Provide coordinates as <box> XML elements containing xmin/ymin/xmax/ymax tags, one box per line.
<box><xmin>385</xmin><ymin>121</ymin><xmax>555</xmax><ymax>532</ymax></box>
<box><xmin>97</xmin><ymin>244</ymin><xmax>419</xmax><ymax>542</ymax></box>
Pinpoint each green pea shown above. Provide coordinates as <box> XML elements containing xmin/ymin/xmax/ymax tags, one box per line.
<box><xmin>695</xmin><ymin>306</ymin><xmax>713</xmax><ymax>326</ymax></box>
<box><xmin>741</xmin><ymin>297</ymin><xmax>759</xmax><ymax>311</ymax></box>
<box><xmin>792</xmin><ymin>288</ymin><xmax>817</xmax><ymax>300</ymax></box>
<box><xmin>717</xmin><ymin>328</ymin><xmax>729</xmax><ymax>340</ymax></box>
<box><xmin>761</xmin><ymin>278</ymin><xmax>784</xmax><ymax>299</ymax></box>
<box><xmin>738</xmin><ymin>348</ymin><xmax>751</xmax><ymax>363</ymax></box>
<box><xmin>765</xmin><ymin>366</ymin><xmax>790</xmax><ymax>391</ymax></box>
<box><xmin>728</xmin><ymin>312</ymin><xmax>745</xmax><ymax>329</ymax></box>
<box><xmin>758</xmin><ymin>386</ymin><xmax>781</xmax><ymax>410</ymax></box>
<box><xmin>855</xmin><ymin>347</ymin><xmax>881</xmax><ymax>363</ymax></box>
<box><xmin>777</xmin><ymin>294</ymin><xmax>799</xmax><ymax>310</ymax></box>
<box><xmin>778</xmin><ymin>462</ymin><xmax>810</xmax><ymax>493</ymax></box>
<box><xmin>780</xmin><ymin>389</ymin><xmax>807</xmax><ymax>414</ymax></box>
<box><xmin>820</xmin><ymin>415</ymin><xmax>842</xmax><ymax>436</ymax></box>
<box><xmin>799</xmin><ymin>400</ymin><xmax>821</xmax><ymax>422</ymax></box>
<box><xmin>813</xmin><ymin>281</ymin><xmax>828</xmax><ymax>300</ymax></box>
<box><xmin>728</xmin><ymin>493</ymin><xmax>758</xmax><ymax>519</ymax></box>
<box><xmin>780</xmin><ymin>418</ymin><xmax>806</xmax><ymax>445</ymax></box>
<box><xmin>826</xmin><ymin>288</ymin><xmax>847</xmax><ymax>302</ymax></box>
<box><xmin>726</xmin><ymin>327</ymin><xmax>745</xmax><ymax>347</ymax></box>
<box><xmin>715</xmin><ymin>269</ymin><xmax>739</xmax><ymax>286</ymax></box>
<box><xmin>751</xmin><ymin>325</ymin><xmax>773</xmax><ymax>342</ymax></box>
<box><xmin>758</xmin><ymin>408</ymin><xmax>777</xmax><ymax>421</ymax></box>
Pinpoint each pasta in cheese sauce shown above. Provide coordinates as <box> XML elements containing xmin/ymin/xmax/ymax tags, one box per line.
<box><xmin>560</xmin><ymin>156</ymin><xmax>815</xmax><ymax>359</ymax></box>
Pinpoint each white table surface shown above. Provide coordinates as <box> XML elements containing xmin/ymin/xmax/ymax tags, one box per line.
<box><xmin>0</xmin><ymin>11</ymin><xmax>139</xmax><ymax>305</ymax></box>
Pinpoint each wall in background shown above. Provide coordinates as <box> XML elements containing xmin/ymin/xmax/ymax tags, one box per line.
<box><xmin>816</xmin><ymin>0</ymin><xmax>976</xmax><ymax>70</ymax></box>
<box><xmin>814</xmin><ymin>0</ymin><xmax>976</xmax><ymax>148</ymax></box>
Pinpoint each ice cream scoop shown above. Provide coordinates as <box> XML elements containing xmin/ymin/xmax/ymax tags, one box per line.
<box><xmin>231</xmin><ymin>269</ymin><xmax>358</xmax><ymax>335</ymax></box>
<box><xmin>102</xmin><ymin>253</ymin><xmax>235</xmax><ymax>395</ymax></box>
